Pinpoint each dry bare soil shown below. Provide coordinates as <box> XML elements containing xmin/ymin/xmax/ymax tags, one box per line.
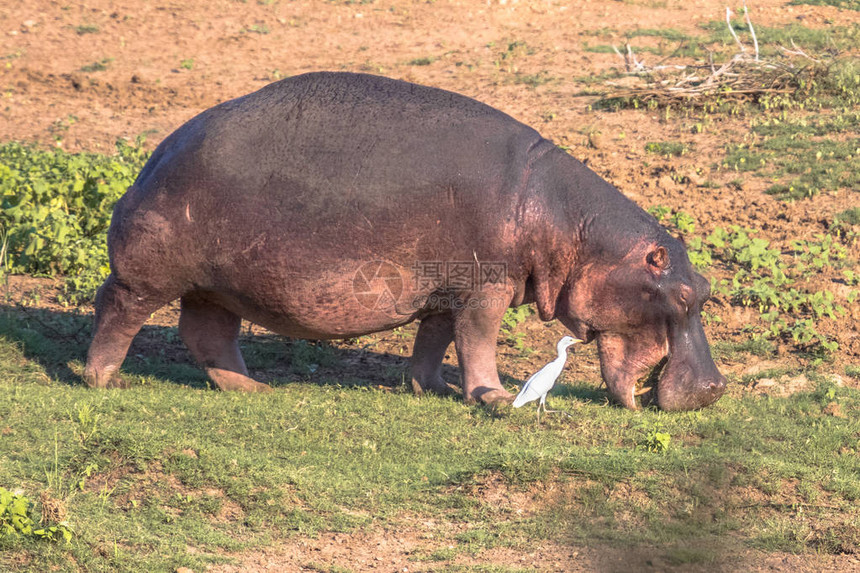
<box><xmin>1</xmin><ymin>0</ymin><xmax>858</xmax><ymax>571</ymax></box>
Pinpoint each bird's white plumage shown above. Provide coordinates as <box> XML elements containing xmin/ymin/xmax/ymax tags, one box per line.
<box><xmin>513</xmin><ymin>336</ymin><xmax>582</xmax><ymax>411</ymax></box>
<box><xmin>512</xmin><ymin>361</ymin><xmax>564</xmax><ymax>407</ymax></box>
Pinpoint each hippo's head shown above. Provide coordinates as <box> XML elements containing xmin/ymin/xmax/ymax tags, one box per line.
<box><xmin>555</xmin><ymin>237</ymin><xmax>726</xmax><ymax>411</ymax></box>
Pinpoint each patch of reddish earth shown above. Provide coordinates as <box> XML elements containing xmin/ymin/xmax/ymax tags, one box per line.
<box><xmin>206</xmin><ymin>538</ymin><xmax>860</xmax><ymax>573</ymax></box>
<box><xmin>2</xmin><ymin>0</ymin><xmax>859</xmax><ymax>570</ymax></box>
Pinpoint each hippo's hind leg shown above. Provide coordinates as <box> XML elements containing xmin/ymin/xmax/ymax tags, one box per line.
<box><xmin>410</xmin><ymin>312</ymin><xmax>456</xmax><ymax>396</ymax></box>
<box><xmin>178</xmin><ymin>293</ymin><xmax>271</xmax><ymax>392</ymax></box>
<box><xmin>85</xmin><ymin>274</ymin><xmax>166</xmax><ymax>388</ymax></box>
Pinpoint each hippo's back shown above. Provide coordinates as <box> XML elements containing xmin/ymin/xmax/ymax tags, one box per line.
<box><xmin>133</xmin><ymin>72</ymin><xmax>540</xmax><ymax>213</ymax></box>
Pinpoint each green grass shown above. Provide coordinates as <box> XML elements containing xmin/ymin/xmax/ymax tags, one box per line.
<box><xmin>584</xmin><ymin>27</ymin><xmax>705</xmax><ymax>58</ymax></box>
<box><xmin>79</xmin><ymin>59</ymin><xmax>112</xmax><ymax>73</ymax></box>
<box><xmin>712</xmin><ymin>338</ymin><xmax>776</xmax><ymax>361</ymax></box>
<box><xmin>0</xmin><ymin>310</ymin><xmax>858</xmax><ymax>571</ymax></box>
<box><xmin>407</xmin><ymin>56</ymin><xmax>437</xmax><ymax>66</ymax></box>
<box><xmin>722</xmin><ymin>115</ymin><xmax>860</xmax><ymax>200</ymax></box>
<box><xmin>834</xmin><ymin>207</ymin><xmax>860</xmax><ymax>226</ymax></box>
<box><xmin>511</xmin><ymin>71</ymin><xmax>554</xmax><ymax>89</ymax></box>
<box><xmin>0</xmin><ymin>23</ymin><xmax>858</xmax><ymax>566</ymax></box>
<box><xmin>702</xmin><ymin>20</ymin><xmax>860</xmax><ymax>54</ymax></box>
<box><xmin>630</xmin><ymin>28</ymin><xmax>690</xmax><ymax>42</ymax></box>
<box><xmin>790</xmin><ymin>0</ymin><xmax>860</xmax><ymax>11</ymax></box>
<box><xmin>73</xmin><ymin>25</ymin><xmax>99</xmax><ymax>35</ymax></box>
<box><xmin>644</xmin><ymin>141</ymin><xmax>690</xmax><ymax>157</ymax></box>
<box><xmin>582</xmin><ymin>21</ymin><xmax>860</xmax><ymax>62</ymax></box>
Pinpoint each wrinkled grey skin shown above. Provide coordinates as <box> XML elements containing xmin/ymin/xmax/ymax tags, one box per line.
<box><xmin>85</xmin><ymin>72</ymin><xmax>726</xmax><ymax>410</ymax></box>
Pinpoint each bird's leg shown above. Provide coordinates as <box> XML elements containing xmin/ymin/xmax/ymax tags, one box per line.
<box><xmin>543</xmin><ymin>398</ymin><xmax>573</xmax><ymax>418</ymax></box>
<box><xmin>538</xmin><ymin>396</ymin><xmax>573</xmax><ymax>418</ymax></box>
<box><xmin>543</xmin><ymin>397</ymin><xmax>573</xmax><ymax>419</ymax></box>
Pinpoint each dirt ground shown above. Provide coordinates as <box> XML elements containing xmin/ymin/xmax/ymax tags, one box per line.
<box><xmin>1</xmin><ymin>0</ymin><xmax>859</xmax><ymax>571</ymax></box>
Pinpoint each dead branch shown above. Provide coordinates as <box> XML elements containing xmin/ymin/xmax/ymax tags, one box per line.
<box><xmin>726</xmin><ymin>7</ymin><xmax>745</xmax><ymax>53</ymax></box>
<box><xmin>744</xmin><ymin>1</ymin><xmax>759</xmax><ymax>62</ymax></box>
<box><xmin>598</xmin><ymin>5</ymin><xmax>842</xmax><ymax>107</ymax></box>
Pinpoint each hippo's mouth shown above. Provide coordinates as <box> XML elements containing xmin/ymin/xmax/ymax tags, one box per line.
<box><xmin>634</xmin><ymin>356</ymin><xmax>667</xmax><ymax>407</ymax></box>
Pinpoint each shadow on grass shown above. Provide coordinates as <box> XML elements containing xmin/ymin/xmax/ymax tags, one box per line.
<box><xmin>0</xmin><ymin>303</ymin><xmax>413</xmax><ymax>391</ymax></box>
<box><xmin>0</xmin><ymin>304</ymin><xmax>614</xmax><ymax>406</ymax></box>
<box><xmin>552</xmin><ymin>382</ymin><xmax>609</xmax><ymax>404</ymax></box>
<box><xmin>0</xmin><ymin>303</ymin><xmax>93</xmax><ymax>386</ymax></box>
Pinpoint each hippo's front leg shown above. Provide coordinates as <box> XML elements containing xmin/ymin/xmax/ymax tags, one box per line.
<box><xmin>452</xmin><ymin>285</ymin><xmax>515</xmax><ymax>406</ymax></box>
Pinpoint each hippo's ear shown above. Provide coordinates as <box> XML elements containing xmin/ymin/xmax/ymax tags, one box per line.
<box><xmin>646</xmin><ymin>246</ymin><xmax>670</xmax><ymax>274</ymax></box>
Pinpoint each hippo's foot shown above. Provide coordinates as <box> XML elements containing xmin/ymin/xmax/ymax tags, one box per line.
<box><xmin>83</xmin><ymin>363</ymin><xmax>114</xmax><ymax>388</ymax></box>
<box><xmin>179</xmin><ymin>293</ymin><xmax>269</xmax><ymax>392</ymax></box>
<box><xmin>85</xmin><ymin>273</ymin><xmax>169</xmax><ymax>390</ymax></box>
<box><xmin>463</xmin><ymin>386</ymin><xmax>515</xmax><ymax>406</ymax></box>
<box><xmin>83</xmin><ymin>364</ymin><xmax>130</xmax><ymax>389</ymax></box>
<box><xmin>410</xmin><ymin>374</ymin><xmax>456</xmax><ymax>397</ymax></box>
<box><xmin>205</xmin><ymin>367</ymin><xmax>272</xmax><ymax>393</ymax></box>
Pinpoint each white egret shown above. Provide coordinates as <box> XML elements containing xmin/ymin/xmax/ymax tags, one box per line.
<box><xmin>513</xmin><ymin>336</ymin><xmax>583</xmax><ymax>422</ymax></box>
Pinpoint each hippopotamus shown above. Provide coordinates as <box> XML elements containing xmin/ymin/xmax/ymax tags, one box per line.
<box><xmin>85</xmin><ymin>71</ymin><xmax>726</xmax><ymax>411</ymax></box>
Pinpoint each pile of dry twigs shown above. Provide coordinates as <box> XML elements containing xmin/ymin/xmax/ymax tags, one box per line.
<box><xmin>599</xmin><ymin>5</ymin><xmax>841</xmax><ymax>106</ymax></box>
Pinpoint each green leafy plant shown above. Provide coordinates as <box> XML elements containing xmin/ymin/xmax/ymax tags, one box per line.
<box><xmin>0</xmin><ymin>487</ymin><xmax>33</xmax><ymax>538</ymax></box>
<box><xmin>500</xmin><ymin>306</ymin><xmax>535</xmax><ymax>353</ymax></box>
<box><xmin>708</xmin><ymin>226</ymin><xmax>847</xmax><ymax>353</ymax></box>
<box><xmin>0</xmin><ymin>138</ymin><xmax>150</xmax><ymax>302</ymax></box>
<box><xmin>492</xmin><ymin>39</ymin><xmax>533</xmax><ymax>72</ymax></box>
<box><xmin>0</xmin><ymin>488</ymin><xmax>72</xmax><ymax>544</ymax></box>
<box><xmin>501</xmin><ymin>305</ymin><xmax>533</xmax><ymax>333</ymax></box>
<box><xmin>650</xmin><ymin>206</ymin><xmax>851</xmax><ymax>355</ymax></box>
<box><xmin>640</xmin><ymin>423</ymin><xmax>671</xmax><ymax>453</ymax></box>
